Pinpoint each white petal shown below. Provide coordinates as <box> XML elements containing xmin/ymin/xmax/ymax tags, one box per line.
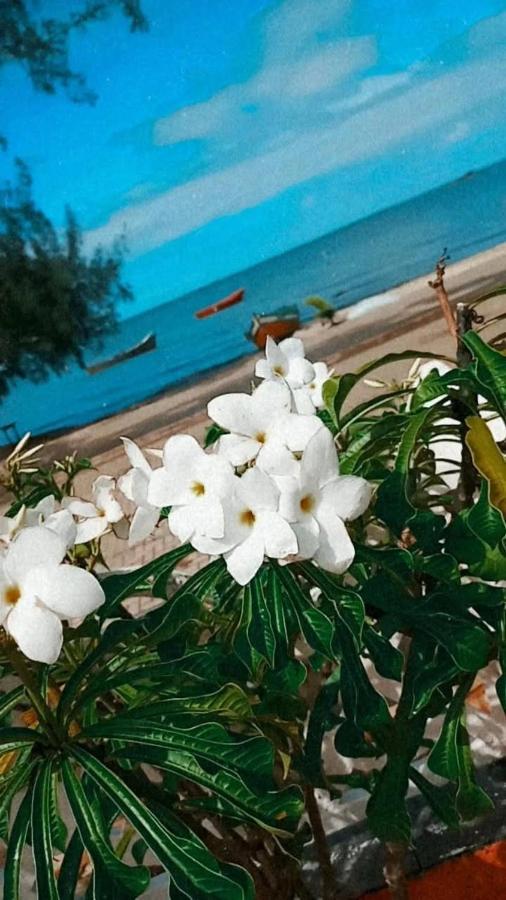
<box><xmin>128</xmin><ymin>505</ymin><xmax>159</xmax><ymax>545</ymax></box>
<box><xmin>301</xmin><ymin>427</ymin><xmax>339</xmax><ymax>490</ymax></box>
<box><xmin>168</xmin><ymin>506</ymin><xmax>195</xmax><ymax>543</ymax></box>
<box><xmin>286</xmin><ymin>357</ymin><xmax>315</xmax><ymax>389</ymax></box>
<box><xmin>293</xmin><ymin>519</ymin><xmax>320</xmax><ymax>559</ymax></box>
<box><xmin>6</xmin><ymin>595</ymin><xmax>63</xmax><ymax>664</ymax></box>
<box><xmin>277</xmin><ymin>477</ymin><xmax>303</xmax><ymax>521</ymax></box>
<box><xmin>22</xmin><ymin>564</ymin><xmax>105</xmax><ymax>619</ymax></box>
<box><xmin>292</xmin><ymin>387</ymin><xmax>316</xmax><ymax>415</ymax></box>
<box><xmin>75</xmin><ymin>517</ymin><xmax>108</xmax><ymax>544</ymax></box>
<box><xmin>256</xmin><ymin>511</ymin><xmax>297</xmax><ymax>559</ymax></box>
<box><xmin>64</xmin><ymin>499</ymin><xmax>98</xmax><ymax>518</ymax></box>
<box><xmin>189</xmin><ymin>496</ymin><xmax>225</xmax><ymax>538</ymax></box>
<box><xmin>265</xmin><ymin>337</ymin><xmax>289</xmax><ymax>374</ymax></box>
<box><xmin>117</xmin><ymin>469</ymin><xmax>135</xmax><ymax>502</ymax></box>
<box><xmin>198</xmin><ymin>455</ymin><xmax>236</xmax><ymax>498</ymax></box>
<box><xmin>147</xmin><ymin>467</ymin><xmax>176</xmax><ymax>507</ymax></box>
<box><xmin>208</xmin><ymin>393</ymin><xmax>254</xmax><ymax>436</ymax></box>
<box><xmin>256</xmin><ymin>439</ymin><xmax>300</xmax><ymax>476</ymax></box>
<box><xmin>255</xmin><ymin>358</ymin><xmax>275</xmax><ymax>381</ymax></box>
<box><xmin>44</xmin><ymin>510</ymin><xmax>77</xmax><ymax>548</ymax></box>
<box><xmin>92</xmin><ymin>475</ymin><xmax>115</xmax><ymax>504</ymax></box>
<box><xmin>314</xmin><ymin>510</ymin><xmax>355</xmax><ymax>574</ymax></box>
<box><xmin>6</xmin><ymin>526</ymin><xmax>65</xmax><ymax>585</ymax></box>
<box><xmin>215</xmin><ymin>433</ymin><xmax>260</xmax><ymax>466</ymax></box>
<box><xmin>155</xmin><ymin>435</ymin><xmax>206</xmax><ymax>505</ymax></box>
<box><xmin>120</xmin><ymin>437</ymin><xmax>151</xmax><ymax>475</ymax></box>
<box><xmin>250</xmin><ymin>380</ymin><xmax>291</xmax><ymax>431</ymax></box>
<box><xmin>100</xmin><ymin>494</ymin><xmax>124</xmax><ymax>524</ymax></box>
<box><xmin>277</xmin><ymin>413</ymin><xmax>323</xmax><ymax>452</ymax></box>
<box><xmin>0</xmin><ymin>564</ymin><xmax>11</xmax><ymax>626</ymax></box>
<box><xmin>279</xmin><ymin>337</ymin><xmax>305</xmax><ymax>360</ymax></box>
<box><xmin>321</xmin><ymin>476</ymin><xmax>372</xmax><ymax>521</ymax></box>
<box><xmin>225</xmin><ymin>532</ymin><xmax>266</xmax><ymax>585</ymax></box>
<box><xmin>34</xmin><ymin>495</ymin><xmax>56</xmax><ymax>518</ymax></box>
<box><xmin>236</xmin><ymin>467</ymin><xmax>279</xmax><ymax>513</ymax></box>
<box><xmin>123</xmin><ymin>468</ymin><xmax>150</xmax><ymax>506</ymax></box>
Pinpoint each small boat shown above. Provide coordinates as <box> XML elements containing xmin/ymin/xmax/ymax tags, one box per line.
<box><xmin>86</xmin><ymin>332</ymin><xmax>156</xmax><ymax>375</ymax></box>
<box><xmin>246</xmin><ymin>305</ymin><xmax>300</xmax><ymax>350</ymax></box>
<box><xmin>195</xmin><ymin>288</ymin><xmax>244</xmax><ymax>319</ymax></box>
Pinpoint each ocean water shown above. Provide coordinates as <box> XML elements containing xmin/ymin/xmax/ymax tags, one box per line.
<box><xmin>2</xmin><ymin>159</ymin><xmax>506</xmax><ymax>444</ymax></box>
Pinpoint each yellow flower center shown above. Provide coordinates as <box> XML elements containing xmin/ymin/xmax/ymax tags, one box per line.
<box><xmin>300</xmin><ymin>494</ymin><xmax>315</xmax><ymax>514</ymax></box>
<box><xmin>273</xmin><ymin>365</ymin><xmax>285</xmax><ymax>376</ymax></box>
<box><xmin>255</xmin><ymin>432</ymin><xmax>266</xmax><ymax>444</ymax></box>
<box><xmin>240</xmin><ymin>509</ymin><xmax>256</xmax><ymax>527</ymax></box>
<box><xmin>4</xmin><ymin>585</ymin><xmax>21</xmax><ymax>606</ymax></box>
<box><xmin>191</xmin><ymin>481</ymin><xmax>206</xmax><ymax>497</ymax></box>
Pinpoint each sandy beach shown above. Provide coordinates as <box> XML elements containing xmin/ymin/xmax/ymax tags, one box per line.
<box><xmin>2</xmin><ymin>240</ymin><xmax>505</xmax><ymax>571</ymax></box>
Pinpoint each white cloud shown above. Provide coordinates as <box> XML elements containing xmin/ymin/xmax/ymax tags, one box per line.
<box><xmin>87</xmin><ymin>53</ymin><xmax>506</xmax><ymax>256</ymax></box>
<box><xmin>154</xmin><ymin>0</ymin><xmax>371</xmax><ymax>147</ymax></box>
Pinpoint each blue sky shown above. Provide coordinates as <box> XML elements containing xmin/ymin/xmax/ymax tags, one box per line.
<box><xmin>2</xmin><ymin>0</ymin><xmax>506</xmax><ymax>316</ymax></box>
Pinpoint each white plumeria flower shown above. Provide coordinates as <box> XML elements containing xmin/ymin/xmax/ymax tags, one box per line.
<box><xmin>65</xmin><ymin>476</ymin><xmax>124</xmax><ymax>543</ymax></box>
<box><xmin>255</xmin><ymin>336</ymin><xmax>315</xmax><ymax>386</ymax></box>
<box><xmin>147</xmin><ymin>434</ymin><xmax>235</xmax><ymax>544</ymax></box>
<box><xmin>292</xmin><ymin>361</ymin><xmax>333</xmax><ymax>414</ymax></box>
<box><xmin>277</xmin><ymin>428</ymin><xmax>371</xmax><ymax>574</ymax></box>
<box><xmin>118</xmin><ymin>438</ymin><xmax>160</xmax><ymax>545</ymax></box>
<box><xmin>0</xmin><ymin>496</ymin><xmax>76</xmax><ymax>549</ymax></box>
<box><xmin>0</xmin><ymin>526</ymin><xmax>104</xmax><ymax>663</ymax></box>
<box><xmin>209</xmin><ymin>380</ymin><xmax>323</xmax><ymax>475</ymax></box>
<box><xmin>191</xmin><ymin>467</ymin><xmax>298</xmax><ymax>585</ymax></box>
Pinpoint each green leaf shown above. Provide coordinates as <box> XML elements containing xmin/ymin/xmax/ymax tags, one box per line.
<box><xmin>408</xmin><ymin>767</ymin><xmax>459</xmax><ymax>828</ymax></box>
<box><xmin>428</xmin><ymin>676</ymin><xmax>474</xmax><ymax>779</ymax></box>
<box><xmin>31</xmin><ymin>761</ymin><xmax>59</xmax><ymax>900</ymax></box>
<box><xmin>58</xmin><ymin>829</ymin><xmax>86</xmax><ymax>900</ymax></box>
<box><xmin>304</xmin><ymin>669</ymin><xmax>341</xmax><ymax>780</ymax></box>
<box><xmin>0</xmin><ymin>686</ymin><xmax>24</xmax><ymax>722</ymax></box>
<box><xmin>467</xmin><ymin>481</ymin><xmax>506</xmax><ymax>548</ymax></box>
<box><xmin>465</xmin><ymin>416</ymin><xmax>506</xmax><ymax>516</ymax></box>
<box><xmin>363</xmin><ymin>627</ymin><xmax>403</xmax><ymax>681</ymax></box>
<box><xmin>3</xmin><ymin>788</ymin><xmax>32</xmax><ymax>900</ymax></box>
<box><xmin>100</xmin><ymin>544</ymin><xmax>193</xmax><ymax>616</ymax></box>
<box><xmin>113</xmin><ymin>743</ymin><xmax>303</xmax><ymax>835</ymax></box>
<box><xmin>366</xmin><ymin>755</ymin><xmax>411</xmax><ymax>842</ymax></box>
<box><xmin>49</xmin><ymin>770</ymin><xmax>67</xmax><ymax>852</ymax></box>
<box><xmin>334</xmin><ymin>720</ymin><xmax>379</xmax><ymax>758</ymax></box>
<box><xmin>246</xmin><ymin>574</ymin><xmax>276</xmax><ymax>667</ymax></box>
<box><xmin>274</xmin><ymin>564</ymin><xmax>336</xmax><ymax>659</ymax></box>
<box><xmin>0</xmin><ymin>726</ymin><xmax>44</xmax><ymax>754</ymax></box>
<box><xmin>84</xmin><ymin>719</ymin><xmax>274</xmax><ymax>778</ymax></box>
<box><xmin>462</xmin><ymin>331</ymin><xmax>506</xmax><ymax>420</ymax></box>
<box><xmin>111</xmin><ymin>684</ymin><xmax>253</xmax><ymax>723</ymax></box>
<box><xmin>61</xmin><ymin>758</ymin><xmax>150</xmax><ymax>897</ymax></box>
<box><xmin>72</xmin><ymin>746</ymin><xmax>253</xmax><ymax>900</ymax></box>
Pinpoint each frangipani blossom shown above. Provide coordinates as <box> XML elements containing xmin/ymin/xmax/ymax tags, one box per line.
<box><xmin>193</xmin><ymin>467</ymin><xmax>298</xmax><ymax>585</ymax></box>
<box><xmin>0</xmin><ymin>526</ymin><xmax>104</xmax><ymax>663</ymax></box>
<box><xmin>65</xmin><ymin>476</ymin><xmax>124</xmax><ymax>543</ymax></box>
<box><xmin>0</xmin><ymin>496</ymin><xmax>76</xmax><ymax>549</ymax></box>
<box><xmin>118</xmin><ymin>438</ymin><xmax>160</xmax><ymax>545</ymax></box>
<box><xmin>147</xmin><ymin>434</ymin><xmax>235</xmax><ymax>544</ymax></box>
<box><xmin>209</xmin><ymin>380</ymin><xmax>322</xmax><ymax>475</ymax></box>
<box><xmin>255</xmin><ymin>336</ymin><xmax>316</xmax><ymax>386</ymax></box>
<box><xmin>277</xmin><ymin>428</ymin><xmax>371</xmax><ymax>573</ymax></box>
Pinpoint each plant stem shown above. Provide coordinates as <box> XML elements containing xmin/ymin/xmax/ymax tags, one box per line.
<box><xmin>3</xmin><ymin>639</ymin><xmax>63</xmax><ymax>745</ymax></box>
<box><xmin>304</xmin><ymin>784</ymin><xmax>337</xmax><ymax>900</ymax></box>
<box><xmin>454</xmin><ymin>301</ymin><xmax>479</xmax><ymax>508</ymax></box>
<box><xmin>384</xmin><ymin>841</ymin><xmax>408</xmax><ymax>900</ymax></box>
<box><xmin>428</xmin><ymin>253</ymin><xmax>457</xmax><ymax>340</ymax></box>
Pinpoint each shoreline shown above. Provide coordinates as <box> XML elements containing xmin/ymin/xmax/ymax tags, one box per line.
<box><xmin>2</xmin><ymin>238</ymin><xmax>506</xmax><ymax>472</ymax></box>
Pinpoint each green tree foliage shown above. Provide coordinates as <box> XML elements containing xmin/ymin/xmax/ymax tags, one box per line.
<box><xmin>0</xmin><ymin>160</ymin><xmax>132</xmax><ymax>396</ymax></box>
<box><xmin>0</xmin><ymin>0</ymin><xmax>147</xmax><ymax>103</ymax></box>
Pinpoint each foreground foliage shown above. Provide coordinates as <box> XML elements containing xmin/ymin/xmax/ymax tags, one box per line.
<box><xmin>0</xmin><ymin>291</ymin><xmax>505</xmax><ymax>898</ymax></box>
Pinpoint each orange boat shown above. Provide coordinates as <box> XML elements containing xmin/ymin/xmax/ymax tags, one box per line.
<box><xmin>195</xmin><ymin>288</ymin><xmax>245</xmax><ymax>319</ymax></box>
<box><xmin>246</xmin><ymin>305</ymin><xmax>300</xmax><ymax>350</ymax></box>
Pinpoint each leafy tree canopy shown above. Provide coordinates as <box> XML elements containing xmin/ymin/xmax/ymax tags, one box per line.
<box><xmin>0</xmin><ymin>160</ymin><xmax>131</xmax><ymax>397</ymax></box>
<box><xmin>0</xmin><ymin>0</ymin><xmax>147</xmax><ymax>103</ymax></box>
